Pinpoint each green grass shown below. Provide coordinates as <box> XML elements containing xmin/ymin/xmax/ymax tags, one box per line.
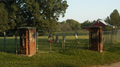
<box><xmin>0</xmin><ymin>35</ymin><xmax>120</xmax><ymax>67</ymax></box>
<box><xmin>37</xmin><ymin>35</ymin><xmax>89</xmax><ymax>52</ymax></box>
<box><xmin>0</xmin><ymin>37</ymin><xmax>20</xmax><ymax>53</ymax></box>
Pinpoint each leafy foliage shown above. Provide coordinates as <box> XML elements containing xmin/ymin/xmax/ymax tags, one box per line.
<box><xmin>103</xmin><ymin>9</ymin><xmax>120</xmax><ymax>30</ymax></box>
<box><xmin>0</xmin><ymin>0</ymin><xmax>68</xmax><ymax>33</ymax></box>
<box><xmin>81</xmin><ymin>20</ymin><xmax>92</xmax><ymax>29</ymax></box>
<box><xmin>110</xmin><ymin>9</ymin><xmax>120</xmax><ymax>28</ymax></box>
<box><xmin>58</xmin><ymin>19</ymin><xmax>81</xmax><ymax>31</ymax></box>
<box><xmin>15</xmin><ymin>0</ymin><xmax>68</xmax><ymax>31</ymax></box>
<box><xmin>0</xmin><ymin>3</ymin><xmax>10</xmax><ymax>32</ymax></box>
<box><xmin>66</xmin><ymin>19</ymin><xmax>81</xmax><ymax>30</ymax></box>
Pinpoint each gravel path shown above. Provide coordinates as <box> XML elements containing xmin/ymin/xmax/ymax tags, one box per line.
<box><xmin>92</xmin><ymin>61</ymin><xmax>120</xmax><ymax>67</ymax></box>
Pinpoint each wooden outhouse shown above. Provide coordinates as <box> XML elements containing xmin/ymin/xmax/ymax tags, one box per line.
<box><xmin>19</xmin><ymin>27</ymin><xmax>36</xmax><ymax>56</ymax></box>
<box><xmin>89</xmin><ymin>26</ymin><xmax>103</xmax><ymax>52</ymax></box>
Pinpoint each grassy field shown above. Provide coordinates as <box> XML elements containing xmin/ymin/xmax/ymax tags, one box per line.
<box><xmin>37</xmin><ymin>35</ymin><xmax>89</xmax><ymax>53</ymax></box>
<box><xmin>0</xmin><ymin>34</ymin><xmax>120</xmax><ymax>67</ymax></box>
<box><xmin>0</xmin><ymin>37</ymin><xmax>20</xmax><ymax>53</ymax></box>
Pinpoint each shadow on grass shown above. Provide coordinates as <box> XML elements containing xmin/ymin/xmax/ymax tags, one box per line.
<box><xmin>0</xmin><ymin>38</ymin><xmax>20</xmax><ymax>54</ymax></box>
<box><xmin>105</xmin><ymin>43</ymin><xmax>120</xmax><ymax>54</ymax></box>
<box><xmin>39</xmin><ymin>61</ymin><xmax>75</xmax><ymax>67</ymax></box>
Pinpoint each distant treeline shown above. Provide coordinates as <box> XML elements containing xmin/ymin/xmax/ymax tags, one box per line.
<box><xmin>59</xmin><ymin>9</ymin><xmax>120</xmax><ymax>31</ymax></box>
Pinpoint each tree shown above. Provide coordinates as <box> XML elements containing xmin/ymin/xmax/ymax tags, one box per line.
<box><xmin>15</xmin><ymin>0</ymin><xmax>69</xmax><ymax>31</ymax></box>
<box><xmin>110</xmin><ymin>9</ymin><xmax>120</xmax><ymax>28</ymax></box>
<box><xmin>0</xmin><ymin>0</ymin><xmax>21</xmax><ymax>33</ymax></box>
<box><xmin>0</xmin><ymin>3</ymin><xmax>10</xmax><ymax>33</ymax></box>
<box><xmin>59</xmin><ymin>21</ymin><xmax>72</xmax><ymax>31</ymax></box>
<box><xmin>0</xmin><ymin>0</ymin><xmax>68</xmax><ymax>34</ymax></box>
<box><xmin>104</xmin><ymin>16</ymin><xmax>110</xmax><ymax>23</ymax></box>
<box><xmin>81</xmin><ymin>20</ymin><xmax>92</xmax><ymax>29</ymax></box>
<box><xmin>66</xmin><ymin>19</ymin><xmax>81</xmax><ymax>30</ymax></box>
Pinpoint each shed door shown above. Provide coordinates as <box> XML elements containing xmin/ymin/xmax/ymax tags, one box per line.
<box><xmin>20</xmin><ymin>31</ymin><xmax>26</xmax><ymax>54</ymax></box>
<box><xmin>20</xmin><ymin>30</ymin><xmax>29</xmax><ymax>55</ymax></box>
<box><xmin>91</xmin><ymin>29</ymin><xmax>99</xmax><ymax>51</ymax></box>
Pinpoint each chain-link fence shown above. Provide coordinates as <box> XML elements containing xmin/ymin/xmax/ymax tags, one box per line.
<box><xmin>103</xmin><ymin>30</ymin><xmax>120</xmax><ymax>46</ymax></box>
<box><xmin>1</xmin><ymin>29</ymin><xmax>120</xmax><ymax>54</ymax></box>
<box><xmin>37</xmin><ymin>30</ymin><xmax>89</xmax><ymax>53</ymax></box>
<box><xmin>0</xmin><ymin>35</ymin><xmax>20</xmax><ymax>54</ymax></box>
<box><xmin>37</xmin><ymin>29</ymin><xmax>120</xmax><ymax>53</ymax></box>
<box><xmin>102</xmin><ymin>30</ymin><xmax>120</xmax><ymax>54</ymax></box>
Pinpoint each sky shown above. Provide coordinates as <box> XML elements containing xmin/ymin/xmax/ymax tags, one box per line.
<box><xmin>58</xmin><ymin>0</ymin><xmax>120</xmax><ymax>23</ymax></box>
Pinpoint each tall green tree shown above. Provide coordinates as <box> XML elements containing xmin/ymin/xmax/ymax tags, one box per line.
<box><xmin>110</xmin><ymin>9</ymin><xmax>120</xmax><ymax>28</ymax></box>
<box><xmin>0</xmin><ymin>0</ymin><xmax>68</xmax><ymax>33</ymax></box>
<box><xmin>0</xmin><ymin>0</ymin><xmax>20</xmax><ymax>33</ymax></box>
<box><xmin>0</xmin><ymin>3</ymin><xmax>10</xmax><ymax>33</ymax></box>
<box><xmin>16</xmin><ymin>0</ymin><xmax>68</xmax><ymax>31</ymax></box>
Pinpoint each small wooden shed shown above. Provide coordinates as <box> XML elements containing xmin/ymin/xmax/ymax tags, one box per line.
<box><xmin>89</xmin><ymin>26</ymin><xmax>103</xmax><ymax>52</ymax></box>
<box><xmin>19</xmin><ymin>27</ymin><xmax>36</xmax><ymax>56</ymax></box>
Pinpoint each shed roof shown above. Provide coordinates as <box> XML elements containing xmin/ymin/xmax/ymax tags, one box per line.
<box><xmin>98</xmin><ymin>20</ymin><xmax>108</xmax><ymax>25</ymax></box>
<box><xmin>18</xmin><ymin>27</ymin><xmax>36</xmax><ymax>30</ymax></box>
<box><xmin>86</xmin><ymin>20</ymin><xmax>117</xmax><ymax>30</ymax></box>
<box><xmin>98</xmin><ymin>20</ymin><xmax>117</xmax><ymax>28</ymax></box>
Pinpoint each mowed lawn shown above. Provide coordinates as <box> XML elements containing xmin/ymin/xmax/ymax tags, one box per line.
<box><xmin>0</xmin><ymin>35</ymin><xmax>120</xmax><ymax>67</ymax></box>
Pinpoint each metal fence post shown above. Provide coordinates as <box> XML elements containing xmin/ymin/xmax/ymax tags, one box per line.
<box><xmin>36</xmin><ymin>32</ymin><xmax>38</xmax><ymax>51</ymax></box>
<box><xmin>63</xmin><ymin>34</ymin><xmax>66</xmax><ymax>52</ymax></box>
<box><xmin>50</xmin><ymin>42</ymin><xmax>51</xmax><ymax>53</ymax></box>
<box><xmin>15</xmin><ymin>32</ymin><xmax>18</xmax><ymax>55</ymax></box>
<box><xmin>4</xmin><ymin>32</ymin><xmax>6</xmax><ymax>52</ymax></box>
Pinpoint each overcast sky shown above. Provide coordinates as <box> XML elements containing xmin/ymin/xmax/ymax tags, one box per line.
<box><xmin>58</xmin><ymin>0</ymin><xmax>120</xmax><ymax>23</ymax></box>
